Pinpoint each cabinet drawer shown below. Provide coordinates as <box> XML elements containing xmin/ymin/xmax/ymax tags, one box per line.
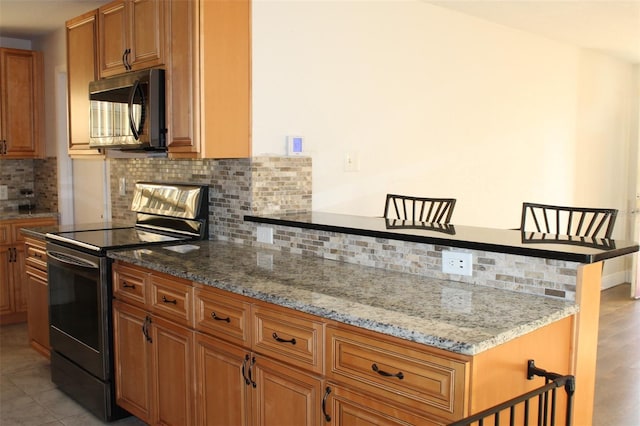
<box><xmin>113</xmin><ymin>262</ymin><xmax>149</xmax><ymax>306</ymax></box>
<box><xmin>194</xmin><ymin>286</ymin><xmax>251</xmax><ymax>347</ymax></box>
<box><xmin>253</xmin><ymin>304</ymin><xmax>324</xmax><ymax>374</ymax></box>
<box><xmin>25</xmin><ymin>240</ymin><xmax>47</xmax><ymax>271</ymax></box>
<box><xmin>328</xmin><ymin>384</ymin><xmax>447</xmax><ymax>426</ymax></box>
<box><xmin>326</xmin><ymin>326</ymin><xmax>469</xmax><ymax>421</ymax></box>
<box><xmin>150</xmin><ymin>274</ymin><xmax>193</xmax><ymax>327</ymax></box>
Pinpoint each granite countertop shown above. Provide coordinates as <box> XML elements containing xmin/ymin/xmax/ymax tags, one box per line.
<box><xmin>2</xmin><ymin>210</ymin><xmax>59</xmax><ymax>221</ymax></box>
<box><xmin>108</xmin><ymin>240</ymin><xmax>578</xmax><ymax>356</ymax></box>
<box><xmin>245</xmin><ymin>211</ymin><xmax>640</xmax><ymax>263</ymax></box>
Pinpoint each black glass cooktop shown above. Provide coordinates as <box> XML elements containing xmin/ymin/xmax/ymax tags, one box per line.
<box><xmin>48</xmin><ymin>227</ymin><xmax>188</xmax><ymax>253</ymax></box>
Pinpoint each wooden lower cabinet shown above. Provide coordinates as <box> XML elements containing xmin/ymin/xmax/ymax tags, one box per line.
<box><xmin>24</xmin><ymin>236</ymin><xmax>50</xmax><ymax>357</ymax></box>
<box><xmin>25</xmin><ymin>267</ymin><xmax>48</xmax><ymax>355</ymax></box>
<box><xmin>113</xmin><ymin>261</ymin><xmax>575</xmax><ymax>425</ymax></box>
<box><xmin>113</xmin><ymin>300</ymin><xmax>195</xmax><ymax>425</ymax></box>
<box><xmin>113</xmin><ymin>301</ymin><xmax>153</xmax><ymax>420</ymax></box>
<box><xmin>327</xmin><ymin>384</ymin><xmax>445</xmax><ymax>426</ymax></box>
<box><xmin>1</xmin><ymin>217</ymin><xmax>56</xmax><ymax>326</ymax></box>
<box><xmin>195</xmin><ymin>333</ymin><xmax>250</xmax><ymax>426</ymax></box>
<box><xmin>195</xmin><ymin>332</ymin><xmax>324</xmax><ymax>426</ymax></box>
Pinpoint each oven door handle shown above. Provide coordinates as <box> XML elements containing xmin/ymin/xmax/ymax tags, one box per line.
<box><xmin>47</xmin><ymin>251</ymin><xmax>100</xmax><ymax>269</ymax></box>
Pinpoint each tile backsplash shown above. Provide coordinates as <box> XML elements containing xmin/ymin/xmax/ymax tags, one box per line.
<box><xmin>108</xmin><ymin>156</ymin><xmax>312</xmax><ymax>242</ymax></box>
<box><xmin>0</xmin><ymin>158</ymin><xmax>57</xmax><ymax>213</ymax></box>
<box><xmin>108</xmin><ymin>155</ymin><xmax>576</xmax><ymax>301</ymax></box>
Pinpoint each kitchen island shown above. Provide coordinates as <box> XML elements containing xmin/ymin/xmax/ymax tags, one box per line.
<box><xmin>109</xmin><ymin>239</ymin><xmax>577</xmax><ymax>424</ymax></box>
<box><xmin>109</xmin><ymin>240</ymin><xmax>577</xmax><ymax>356</ymax></box>
<box><xmin>241</xmin><ymin>211</ymin><xmax>639</xmax><ymax>425</ymax></box>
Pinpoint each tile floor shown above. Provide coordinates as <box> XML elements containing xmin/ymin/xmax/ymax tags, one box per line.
<box><xmin>1</xmin><ymin>284</ymin><xmax>638</xmax><ymax>425</ymax></box>
<box><xmin>0</xmin><ymin>323</ymin><xmax>143</xmax><ymax>426</ymax></box>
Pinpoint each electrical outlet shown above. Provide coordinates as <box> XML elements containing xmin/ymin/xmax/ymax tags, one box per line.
<box><xmin>256</xmin><ymin>226</ymin><xmax>273</xmax><ymax>244</ymax></box>
<box><xmin>0</xmin><ymin>185</ymin><xmax>7</xmax><ymax>200</ymax></box>
<box><xmin>442</xmin><ymin>251</ymin><xmax>473</xmax><ymax>276</ymax></box>
<box><xmin>257</xmin><ymin>252</ymin><xmax>274</xmax><ymax>270</ymax></box>
<box><xmin>119</xmin><ymin>177</ymin><xmax>126</xmax><ymax>196</ymax></box>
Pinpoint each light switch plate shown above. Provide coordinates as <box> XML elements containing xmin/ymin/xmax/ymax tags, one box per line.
<box><xmin>0</xmin><ymin>185</ymin><xmax>7</xmax><ymax>200</ymax></box>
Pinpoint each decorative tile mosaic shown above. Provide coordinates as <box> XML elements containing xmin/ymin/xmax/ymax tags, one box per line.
<box><xmin>108</xmin><ymin>156</ymin><xmax>311</xmax><ymax>242</ymax></box>
<box><xmin>253</xmin><ymin>222</ymin><xmax>579</xmax><ymax>301</ymax></box>
<box><xmin>34</xmin><ymin>158</ymin><xmax>58</xmax><ymax>212</ymax></box>
<box><xmin>107</xmin><ymin>155</ymin><xmax>576</xmax><ymax>301</ymax></box>
<box><xmin>1</xmin><ymin>159</ymin><xmax>35</xmax><ymax>212</ymax></box>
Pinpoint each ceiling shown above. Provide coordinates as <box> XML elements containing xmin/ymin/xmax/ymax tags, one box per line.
<box><xmin>0</xmin><ymin>0</ymin><xmax>639</xmax><ymax>64</ymax></box>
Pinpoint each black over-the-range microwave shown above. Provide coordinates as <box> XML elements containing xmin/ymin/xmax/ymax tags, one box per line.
<box><xmin>88</xmin><ymin>68</ymin><xmax>166</xmax><ymax>151</ymax></box>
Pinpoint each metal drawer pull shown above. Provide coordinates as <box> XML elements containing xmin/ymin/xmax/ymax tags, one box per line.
<box><xmin>248</xmin><ymin>356</ymin><xmax>257</xmax><ymax>388</ymax></box>
<box><xmin>211</xmin><ymin>312</ymin><xmax>231</xmax><ymax>322</ymax></box>
<box><xmin>162</xmin><ymin>296</ymin><xmax>177</xmax><ymax>305</ymax></box>
<box><xmin>123</xmin><ymin>282</ymin><xmax>135</xmax><ymax>289</ymax></box>
<box><xmin>242</xmin><ymin>354</ymin><xmax>251</xmax><ymax>385</ymax></box>
<box><xmin>142</xmin><ymin>316</ymin><xmax>153</xmax><ymax>343</ymax></box>
<box><xmin>371</xmin><ymin>363</ymin><xmax>404</xmax><ymax>380</ymax></box>
<box><xmin>322</xmin><ymin>386</ymin><xmax>332</xmax><ymax>422</ymax></box>
<box><xmin>272</xmin><ymin>332</ymin><xmax>296</xmax><ymax>345</ymax></box>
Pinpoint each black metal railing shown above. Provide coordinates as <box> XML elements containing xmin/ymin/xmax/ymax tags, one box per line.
<box><xmin>448</xmin><ymin>360</ymin><xmax>575</xmax><ymax>426</ymax></box>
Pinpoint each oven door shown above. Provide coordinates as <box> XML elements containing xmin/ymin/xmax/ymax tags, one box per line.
<box><xmin>47</xmin><ymin>242</ymin><xmax>111</xmax><ymax>381</ymax></box>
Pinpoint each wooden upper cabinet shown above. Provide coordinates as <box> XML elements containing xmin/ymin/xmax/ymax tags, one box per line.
<box><xmin>66</xmin><ymin>10</ymin><xmax>102</xmax><ymax>157</ymax></box>
<box><xmin>98</xmin><ymin>0</ymin><xmax>165</xmax><ymax>78</ymax></box>
<box><xmin>165</xmin><ymin>0</ymin><xmax>198</xmax><ymax>156</ymax></box>
<box><xmin>167</xmin><ymin>0</ymin><xmax>251</xmax><ymax>159</ymax></box>
<box><xmin>199</xmin><ymin>0</ymin><xmax>251</xmax><ymax>159</ymax></box>
<box><xmin>0</xmin><ymin>48</ymin><xmax>44</xmax><ymax>159</ymax></box>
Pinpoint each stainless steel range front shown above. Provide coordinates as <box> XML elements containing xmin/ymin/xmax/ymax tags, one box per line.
<box><xmin>46</xmin><ymin>182</ymin><xmax>209</xmax><ymax>422</ymax></box>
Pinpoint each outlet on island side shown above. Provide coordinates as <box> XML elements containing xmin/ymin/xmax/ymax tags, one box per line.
<box><xmin>256</xmin><ymin>226</ymin><xmax>274</xmax><ymax>244</ymax></box>
<box><xmin>442</xmin><ymin>251</ymin><xmax>473</xmax><ymax>276</ymax></box>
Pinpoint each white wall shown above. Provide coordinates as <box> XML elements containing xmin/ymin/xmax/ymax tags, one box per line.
<box><xmin>252</xmin><ymin>1</ymin><xmax>638</xmax><ymax>235</ymax></box>
<box><xmin>33</xmin><ymin>29</ymin><xmax>108</xmax><ymax>224</ymax></box>
<box><xmin>0</xmin><ymin>37</ymin><xmax>31</xmax><ymax>49</ymax></box>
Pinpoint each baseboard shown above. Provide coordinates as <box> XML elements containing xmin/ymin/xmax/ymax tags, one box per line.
<box><xmin>601</xmin><ymin>270</ymin><xmax>628</xmax><ymax>290</ymax></box>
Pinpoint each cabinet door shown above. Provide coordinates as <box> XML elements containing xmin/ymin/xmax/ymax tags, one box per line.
<box><xmin>151</xmin><ymin>316</ymin><xmax>195</xmax><ymax>426</ymax></box>
<box><xmin>195</xmin><ymin>333</ymin><xmax>251</xmax><ymax>426</ymax></box>
<box><xmin>129</xmin><ymin>0</ymin><xmax>165</xmax><ymax>72</ymax></box>
<box><xmin>0</xmin><ymin>48</ymin><xmax>43</xmax><ymax>158</ymax></box>
<box><xmin>0</xmin><ymin>246</ymin><xmax>13</xmax><ymax>315</ymax></box>
<box><xmin>199</xmin><ymin>0</ymin><xmax>250</xmax><ymax>159</ymax></box>
<box><xmin>327</xmin><ymin>385</ymin><xmax>446</xmax><ymax>426</ymax></box>
<box><xmin>26</xmin><ymin>267</ymin><xmax>50</xmax><ymax>357</ymax></box>
<box><xmin>166</xmin><ymin>0</ymin><xmax>198</xmax><ymax>156</ymax></box>
<box><xmin>98</xmin><ymin>0</ymin><xmax>129</xmax><ymax>77</ymax></box>
<box><xmin>66</xmin><ymin>10</ymin><xmax>101</xmax><ymax>156</ymax></box>
<box><xmin>12</xmin><ymin>247</ymin><xmax>26</xmax><ymax>313</ymax></box>
<box><xmin>252</xmin><ymin>356</ymin><xmax>323</xmax><ymax>426</ymax></box>
<box><xmin>113</xmin><ymin>300</ymin><xmax>153</xmax><ymax>423</ymax></box>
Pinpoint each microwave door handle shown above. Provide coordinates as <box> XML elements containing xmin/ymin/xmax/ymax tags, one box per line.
<box><xmin>128</xmin><ymin>79</ymin><xmax>146</xmax><ymax>140</ymax></box>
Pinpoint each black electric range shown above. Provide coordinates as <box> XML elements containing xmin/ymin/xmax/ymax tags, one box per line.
<box><xmin>44</xmin><ymin>182</ymin><xmax>209</xmax><ymax>422</ymax></box>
